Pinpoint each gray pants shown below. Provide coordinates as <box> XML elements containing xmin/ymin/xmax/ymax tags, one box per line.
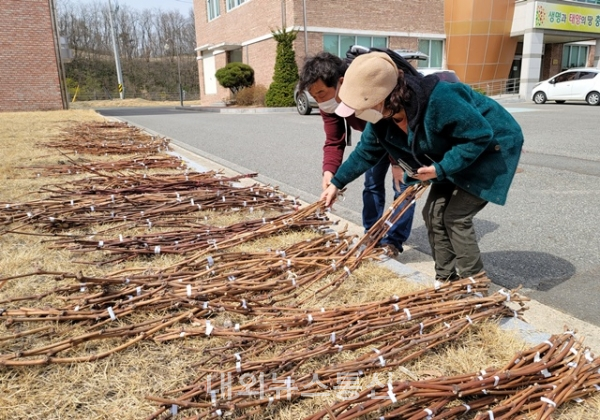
<box><xmin>422</xmin><ymin>182</ymin><xmax>488</xmax><ymax>280</ymax></box>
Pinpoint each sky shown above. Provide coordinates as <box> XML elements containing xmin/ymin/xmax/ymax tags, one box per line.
<box><xmin>114</xmin><ymin>0</ymin><xmax>194</xmax><ymax>14</ymax></box>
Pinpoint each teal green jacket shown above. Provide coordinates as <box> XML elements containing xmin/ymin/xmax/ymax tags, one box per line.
<box><xmin>331</xmin><ymin>82</ymin><xmax>524</xmax><ymax>205</ymax></box>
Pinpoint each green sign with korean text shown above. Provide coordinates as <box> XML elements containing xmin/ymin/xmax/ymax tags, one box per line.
<box><xmin>534</xmin><ymin>1</ymin><xmax>600</xmax><ymax>34</ymax></box>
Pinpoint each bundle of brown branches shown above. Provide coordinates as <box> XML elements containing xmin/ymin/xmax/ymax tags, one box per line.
<box><xmin>7</xmin><ymin>119</ymin><xmax>589</xmax><ymax>419</ymax></box>
<box><xmin>47</xmin><ymin>211</ymin><xmax>333</xmax><ymax>264</ymax></box>
<box><xmin>306</xmin><ymin>331</ymin><xmax>600</xmax><ymax>420</ymax></box>
<box><xmin>45</xmin><ymin>121</ymin><xmax>170</xmax><ymax>155</ymax></box>
<box><xmin>0</xmin><ymin>172</ymin><xmax>295</xmax><ymax>232</ymax></box>
<box><xmin>142</xmin><ymin>276</ymin><xmax>528</xmax><ymax>419</ymax></box>
<box><xmin>0</xmin><ymin>184</ymin><xmax>426</xmax><ymax>367</ymax></box>
<box><xmin>40</xmin><ymin>169</ymin><xmax>256</xmax><ymax>194</ymax></box>
<box><xmin>21</xmin><ymin>155</ymin><xmax>188</xmax><ymax>177</ymax></box>
<box><xmin>43</xmin><ymin>183</ymin><xmax>426</xmax><ymax>266</ymax></box>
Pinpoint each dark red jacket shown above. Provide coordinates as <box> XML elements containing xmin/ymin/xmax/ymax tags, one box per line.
<box><xmin>320</xmin><ymin>110</ymin><xmax>366</xmax><ymax>174</ymax></box>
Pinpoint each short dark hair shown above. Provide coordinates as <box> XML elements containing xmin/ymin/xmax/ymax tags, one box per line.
<box><xmin>298</xmin><ymin>52</ymin><xmax>347</xmax><ymax>93</ymax></box>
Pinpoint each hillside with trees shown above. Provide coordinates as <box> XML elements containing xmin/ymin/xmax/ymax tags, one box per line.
<box><xmin>55</xmin><ymin>0</ymin><xmax>199</xmax><ymax>101</ymax></box>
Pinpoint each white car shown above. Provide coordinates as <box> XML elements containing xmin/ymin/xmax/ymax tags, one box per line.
<box><xmin>531</xmin><ymin>68</ymin><xmax>600</xmax><ymax>105</ymax></box>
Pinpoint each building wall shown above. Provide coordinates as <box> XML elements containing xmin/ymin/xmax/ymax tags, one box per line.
<box><xmin>246</xmin><ymin>38</ymin><xmax>279</xmax><ymax>90</ymax></box>
<box><xmin>0</xmin><ymin>0</ymin><xmax>64</xmax><ymax>112</ymax></box>
<box><xmin>195</xmin><ymin>0</ymin><xmax>292</xmax><ymax>45</ymax></box>
<box><xmin>445</xmin><ymin>0</ymin><xmax>518</xmax><ymax>84</ymax></box>
<box><xmin>542</xmin><ymin>43</ymin><xmax>564</xmax><ymax>79</ymax></box>
<box><xmin>289</xmin><ymin>0</ymin><xmax>444</xmax><ymax>67</ymax></box>
<box><xmin>299</xmin><ymin>0</ymin><xmax>443</xmax><ymax>33</ymax></box>
<box><xmin>194</xmin><ymin>0</ymin><xmax>445</xmax><ymax>104</ymax></box>
<box><xmin>195</xmin><ymin>0</ymin><xmax>294</xmax><ymax>102</ymax></box>
<box><xmin>510</xmin><ymin>0</ymin><xmax>600</xmax><ymax>98</ymax></box>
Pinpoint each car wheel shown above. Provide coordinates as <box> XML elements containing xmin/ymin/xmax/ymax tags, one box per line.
<box><xmin>555</xmin><ymin>100</ymin><xmax>566</xmax><ymax>104</ymax></box>
<box><xmin>585</xmin><ymin>91</ymin><xmax>600</xmax><ymax>106</ymax></box>
<box><xmin>533</xmin><ymin>92</ymin><xmax>547</xmax><ymax>104</ymax></box>
<box><xmin>295</xmin><ymin>92</ymin><xmax>312</xmax><ymax>115</ymax></box>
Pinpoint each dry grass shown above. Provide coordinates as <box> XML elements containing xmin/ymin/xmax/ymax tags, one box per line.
<box><xmin>1</xmin><ymin>109</ymin><xmax>598</xmax><ymax>420</ymax></box>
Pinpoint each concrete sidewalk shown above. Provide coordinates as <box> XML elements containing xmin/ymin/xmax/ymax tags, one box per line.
<box><xmin>169</xmin><ymin>142</ymin><xmax>600</xmax><ymax>352</ymax></box>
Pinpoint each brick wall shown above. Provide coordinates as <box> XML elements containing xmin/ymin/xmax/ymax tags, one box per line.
<box><xmin>246</xmin><ymin>38</ymin><xmax>279</xmax><ymax>90</ymax></box>
<box><xmin>302</xmin><ymin>0</ymin><xmax>444</xmax><ymax>34</ymax></box>
<box><xmin>195</xmin><ymin>0</ymin><xmax>291</xmax><ymax>103</ymax></box>
<box><xmin>194</xmin><ymin>0</ymin><xmax>444</xmax><ymax>104</ymax></box>
<box><xmin>0</xmin><ymin>0</ymin><xmax>64</xmax><ymax>112</ymax></box>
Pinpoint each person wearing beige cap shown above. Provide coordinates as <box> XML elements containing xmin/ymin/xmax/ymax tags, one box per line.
<box><xmin>321</xmin><ymin>52</ymin><xmax>524</xmax><ymax>281</ymax></box>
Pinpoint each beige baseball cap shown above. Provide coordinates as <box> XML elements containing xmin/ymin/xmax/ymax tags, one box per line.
<box><xmin>335</xmin><ymin>52</ymin><xmax>398</xmax><ymax>117</ymax></box>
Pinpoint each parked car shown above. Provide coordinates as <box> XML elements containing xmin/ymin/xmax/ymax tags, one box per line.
<box><xmin>293</xmin><ymin>49</ymin><xmax>459</xmax><ymax>115</ymax></box>
<box><xmin>418</xmin><ymin>68</ymin><xmax>461</xmax><ymax>83</ymax></box>
<box><xmin>531</xmin><ymin>68</ymin><xmax>600</xmax><ymax>105</ymax></box>
<box><xmin>293</xmin><ymin>83</ymin><xmax>318</xmax><ymax>115</ymax></box>
<box><xmin>393</xmin><ymin>49</ymin><xmax>429</xmax><ymax>62</ymax></box>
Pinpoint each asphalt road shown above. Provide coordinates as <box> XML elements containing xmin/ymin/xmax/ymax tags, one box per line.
<box><xmin>97</xmin><ymin>101</ymin><xmax>600</xmax><ymax>327</ymax></box>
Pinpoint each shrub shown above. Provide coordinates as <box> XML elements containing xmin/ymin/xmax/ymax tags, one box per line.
<box><xmin>235</xmin><ymin>84</ymin><xmax>268</xmax><ymax>106</ymax></box>
<box><xmin>265</xmin><ymin>28</ymin><xmax>299</xmax><ymax>107</ymax></box>
<box><xmin>215</xmin><ymin>63</ymin><xmax>255</xmax><ymax>95</ymax></box>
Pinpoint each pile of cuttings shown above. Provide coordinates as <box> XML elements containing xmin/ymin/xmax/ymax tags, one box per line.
<box><xmin>308</xmin><ymin>331</ymin><xmax>600</xmax><ymax>420</ymax></box>
<box><xmin>1</xmin><ymin>118</ymin><xmax>598</xmax><ymax>419</ymax></box>
<box><xmin>142</xmin><ymin>276</ymin><xmax>536</xmax><ymax>419</ymax></box>
<box><xmin>45</xmin><ymin>121</ymin><xmax>170</xmax><ymax>155</ymax></box>
<box><xmin>0</xmin><ymin>170</ymin><xmax>296</xmax><ymax>234</ymax></box>
<box><xmin>20</xmin><ymin>155</ymin><xmax>188</xmax><ymax>177</ymax></box>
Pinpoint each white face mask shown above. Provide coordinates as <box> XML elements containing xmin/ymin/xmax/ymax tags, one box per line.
<box><xmin>317</xmin><ymin>82</ymin><xmax>340</xmax><ymax>114</ymax></box>
<box><xmin>318</xmin><ymin>96</ymin><xmax>340</xmax><ymax>114</ymax></box>
<box><xmin>356</xmin><ymin>103</ymin><xmax>384</xmax><ymax>124</ymax></box>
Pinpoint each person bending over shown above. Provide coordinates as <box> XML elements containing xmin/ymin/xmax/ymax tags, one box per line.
<box><xmin>321</xmin><ymin>52</ymin><xmax>524</xmax><ymax>280</ymax></box>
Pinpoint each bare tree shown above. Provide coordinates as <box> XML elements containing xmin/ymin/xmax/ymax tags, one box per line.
<box><xmin>55</xmin><ymin>0</ymin><xmax>198</xmax><ymax>100</ymax></box>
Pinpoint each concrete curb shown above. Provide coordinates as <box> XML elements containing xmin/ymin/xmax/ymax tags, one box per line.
<box><xmin>176</xmin><ymin>105</ymin><xmax>297</xmax><ymax>114</ymax></box>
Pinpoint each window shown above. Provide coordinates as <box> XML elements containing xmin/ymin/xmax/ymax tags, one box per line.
<box><xmin>555</xmin><ymin>71</ymin><xmax>577</xmax><ymax>83</ymax></box>
<box><xmin>562</xmin><ymin>45</ymin><xmax>588</xmax><ymax>70</ymax></box>
<box><xmin>418</xmin><ymin>39</ymin><xmax>443</xmax><ymax>68</ymax></box>
<box><xmin>227</xmin><ymin>48</ymin><xmax>243</xmax><ymax>63</ymax></box>
<box><xmin>227</xmin><ymin>0</ymin><xmax>247</xmax><ymax>11</ymax></box>
<box><xmin>322</xmin><ymin>35</ymin><xmax>387</xmax><ymax>57</ymax></box>
<box><xmin>578</xmin><ymin>71</ymin><xmax>597</xmax><ymax>80</ymax></box>
<box><xmin>207</xmin><ymin>0</ymin><xmax>220</xmax><ymax>21</ymax></box>
<box><xmin>565</xmin><ymin>0</ymin><xmax>600</xmax><ymax>4</ymax></box>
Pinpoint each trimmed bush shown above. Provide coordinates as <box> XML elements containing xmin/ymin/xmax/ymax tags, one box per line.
<box><xmin>215</xmin><ymin>63</ymin><xmax>255</xmax><ymax>96</ymax></box>
<box><xmin>265</xmin><ymin>28</ymin><xmax>299</xmax><ymax>107</ymax></box>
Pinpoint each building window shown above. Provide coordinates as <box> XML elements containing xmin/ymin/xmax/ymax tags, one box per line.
<box><xmin>418</xmin><ymin>39</ymin><xmax>443</xmax><ymax>68</ymax></box>
<box><xmin>323</xmin><ymin>35</ymin><xmax>387</xmax><ymax>57</ymax></box>
<box><xmin>562</xmin><ymin>45</ymin><xmax>588</xmax><ymax>70</ymax></box>
<box><xmin>207</xmin><ymin>0</ymin><xmax>220</xmax><ymax>21</ymax></box>
<box><xmin>565</xmin><ymin>0</ymin><xmax>600</xmax><ymax>5</ymax></box>
<box><xmin>227</xmin><ymin>48</ymin><xmax>243</xmax><ymax>63</ymax></box>
<box><xmin>227</xmin><ymin>0</ymin><xmax>247</xmax><ymax>11</ymax></box>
